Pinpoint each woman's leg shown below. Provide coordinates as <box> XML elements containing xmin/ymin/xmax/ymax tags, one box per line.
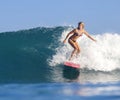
<box><xmin>68</xmin><ymin>39</ymin><xmax>78</xmax><ymax>60</ymax></box>
<box><xmin>69</xmin><ymin>49</ymin><xmax>77</xmax><ymax>60</ymax></box>
<box><xmin>75</xmin><ymin>42</ymin><xmax>81</xmax><ymax>55</ymax></box>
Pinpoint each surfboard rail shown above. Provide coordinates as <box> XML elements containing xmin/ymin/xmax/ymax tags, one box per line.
<box><xmin>64</xmin><ymin>61</ymin><xmax>80</xmax><ymax>68</ymax></box>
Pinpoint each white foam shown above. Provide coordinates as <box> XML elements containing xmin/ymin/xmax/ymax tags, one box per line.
<box><xmin>49</xmin><ymin>28</ymin><xmax>120</xmax><ymax>71</ymax></box>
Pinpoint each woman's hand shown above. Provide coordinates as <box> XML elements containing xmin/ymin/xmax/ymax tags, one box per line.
<box><xmin>63</xmin><ymin>40</ymin><xmax>66</xmax><ymax>44</ymax></box>
<box><xmin>93</xmin><ymin>39</ymin><xmax>97</xmax><ymax>42</ymax></box>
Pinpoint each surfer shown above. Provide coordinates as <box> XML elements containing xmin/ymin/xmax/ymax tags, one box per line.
<box><xmin>63</xmin><ymin>22</ymin><xmax>96</xmax><ymax>60</ymax></box>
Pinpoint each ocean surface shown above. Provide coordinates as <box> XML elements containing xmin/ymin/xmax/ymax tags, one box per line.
<box><xmin>0</xmin><ymin>26</ymin><xmax>120</xmax><ymax>100</ymax></box>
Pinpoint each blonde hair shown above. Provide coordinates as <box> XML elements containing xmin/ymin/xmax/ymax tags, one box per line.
<box><xmin>78</xmin><ymin>22</ymin><xmax>84</xmax><ymax>29</ymax></box>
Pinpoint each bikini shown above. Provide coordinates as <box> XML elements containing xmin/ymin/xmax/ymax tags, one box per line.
<box><xmin>69</xmin><ymin>32</ymin><xmax>82</xmax><ymax>42</ymax></box>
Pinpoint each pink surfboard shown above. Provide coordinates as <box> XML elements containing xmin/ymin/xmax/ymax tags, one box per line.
<box><xmin>64</xmin><ymin>61</ymin><xmax>80</xmax><ymax>69</ymax></box>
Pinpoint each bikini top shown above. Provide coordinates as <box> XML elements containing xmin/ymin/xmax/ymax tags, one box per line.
<box><xmin>74</xmin><ymin>32</ymin><xmax>82</xmax><ymax>37</ymax></box>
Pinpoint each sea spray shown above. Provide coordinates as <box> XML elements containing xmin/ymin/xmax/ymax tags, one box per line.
<box><xmin>49</xmin><ymin>29</ymin><xmax>120</xmax><ymax>71</ymax></box>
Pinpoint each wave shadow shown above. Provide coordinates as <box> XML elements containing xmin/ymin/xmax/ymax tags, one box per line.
<box><xmin>63</xmin><ymin>66</ymin><xmax>80</xmax><ymax>80</ymax></box>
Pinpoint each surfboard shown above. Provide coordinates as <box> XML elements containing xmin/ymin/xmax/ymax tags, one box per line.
<box><xmin>64</xmin><ymin>61</ymin><xmax>80</xmax><ymax>69</ymax></box>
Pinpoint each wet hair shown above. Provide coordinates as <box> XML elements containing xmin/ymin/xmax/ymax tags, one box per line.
<box><xmin>78</xmin><ymin>22</ymin><xmax>84</xmax><ymax>29</ymax></box>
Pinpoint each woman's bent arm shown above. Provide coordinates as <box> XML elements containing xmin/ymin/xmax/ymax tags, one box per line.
<box><xmin>63</xmin><ymin>29</ymin><xmax>75</xmax><ymax>43</ymax></box>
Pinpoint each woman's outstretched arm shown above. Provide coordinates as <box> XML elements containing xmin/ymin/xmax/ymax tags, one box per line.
<box><xmin>84</xmin><ymin>31</ymin><xmax>96</xmax><ymax>42</ymax></box>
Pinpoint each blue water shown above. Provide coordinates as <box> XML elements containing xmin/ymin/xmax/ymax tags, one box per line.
<box><xmin>0</xmin><ymin>26</ymin><xmax>120</xmax><ymax>100</ymax></box>
<box><xmin>0</xmin><ymin>82</ymin><xmax>120</xmax><ymax>100</ymax></box>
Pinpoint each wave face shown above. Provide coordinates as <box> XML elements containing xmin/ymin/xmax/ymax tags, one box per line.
<box><xmin>0</xmin><ymin>26</ymin><xmax>120</xmax><ymax>83</ymax></box>
<box><xmin>0</xmin><ymin>27</ymin><xmax>66</xmax><ymax>83</ymax></box>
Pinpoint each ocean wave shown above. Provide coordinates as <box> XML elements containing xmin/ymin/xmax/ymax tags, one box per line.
<box><xmin>0</xmin><ymin>26</ymin><xmax>120</xmax><ymax>83</ymax></box>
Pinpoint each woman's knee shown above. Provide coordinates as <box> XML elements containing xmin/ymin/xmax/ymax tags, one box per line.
<box><xmin>73</xmin><ymin>48</ymin><xmax>78</xmax><ymax>52</ymax></box>
<box><xmin>77</xmin><ymin>48</ymin><xmax>80</xmax><ymax>53</ymax></box>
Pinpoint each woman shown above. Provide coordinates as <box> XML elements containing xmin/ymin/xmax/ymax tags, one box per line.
<box><xmin>63</xmin><ymin>22</ymin><xmax>96</xmax><ymax>60</ymax></box>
